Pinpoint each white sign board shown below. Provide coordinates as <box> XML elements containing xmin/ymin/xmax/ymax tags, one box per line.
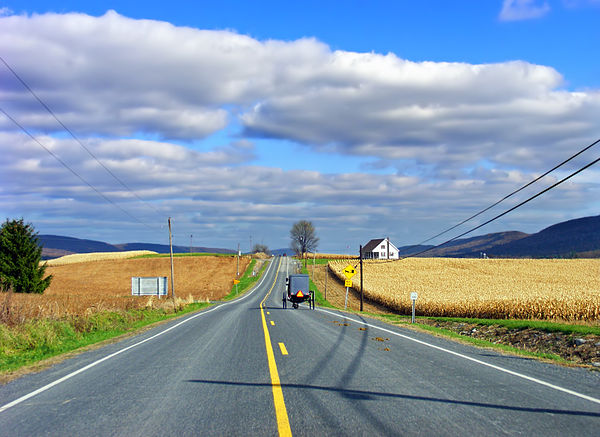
<box><xmin>410</xmin><ymin>292</ymin><xmax>418</xmax><ymax>301</ymax></box>
<box><xmin>132</xmin><ymin>277</ymin><xmax>168</xmax><ymax>296</ymax></box>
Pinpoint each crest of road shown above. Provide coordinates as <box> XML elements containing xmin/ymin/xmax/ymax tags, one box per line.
<box><xmin>1</xmin><ymin>256</ymin><xmax>599</xmax><ymax>436</ymax></box>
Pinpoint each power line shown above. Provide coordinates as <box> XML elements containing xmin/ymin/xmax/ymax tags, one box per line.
<box><xmin>0</xmin><ymin>54</ymin><xmax>163</xmax><ymax>216</ymax></box>
<box><xmin>404</xmin><ymin>152</ymin><xmax>600</xmax><ymax>259</ymax></box>
<box><xmin>0</xmin><ymin>107</ymin><xmax>158</xmax><ymax>230</ymax></box>
<box><xmin>417</xmin><ymin>138</ymin><xmax>600</xmax><ymax>246</ymax></box>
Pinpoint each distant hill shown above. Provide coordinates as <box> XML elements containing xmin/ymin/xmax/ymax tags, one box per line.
<box><xmin>395</xmin><ymin>214</ymin><xmax>600</xmax><ymax>258</ymax></box>
<box><xmin>39</xmin><ymin>235</ymin><xmax>235</xmax><ymax>259</ymax></box>
<box><xmin>271</xmin><ymin>248</ymin><xmax>292</xmax><ymax>256</ymax></box>
<box><xmin>39</xmin><ymin>214</ymin><xmax>600</xmax><ymax>260</ymax></box>
<box><xmin>487</xmin><ymin>215</ymin><xmax>600</xmax><ymax>258</ymax></box>
<box><xmin>425</xmin><ymin>231</ymin><xmax>529</xmax><ymax>257</ymax></box>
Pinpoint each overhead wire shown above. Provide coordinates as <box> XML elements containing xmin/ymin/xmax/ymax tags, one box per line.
<box><xmin>416</xmin><ymin>137</ymin><xmax>600</xmax><ymax>245</ymax></box>
<box><xmin>0</xmin><ymin>107</ymin><xmax>157</xmax><ymax>230</ymax></box>
<box><xmin>0</xmin><ymin>54</ymin><xmax>163</xmax><ymax>216</ymax></box>
<box><xmin>353</xmin><ymin>137</ymin><xmax>600</xmax><ymax>266</ymax></box>
<box><xmin>403</xmin><ymin>150</ymin><xmax>600</xmax><ymax>259</ymax></box>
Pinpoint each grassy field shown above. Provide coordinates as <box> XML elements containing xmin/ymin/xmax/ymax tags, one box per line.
<box><xmin>45</xmin><ymin>250</ymin><xmax>157</xmax><ymax>266</ymax></box>
<box><xmin>1</xmin><ymin>253</ymin><xmax>253</xmax><ymax>375</ymax></box>
<box><xmin>328</xmin><ymin>258</ymin><xmax>600</xmax><ymax>322</ymax></box>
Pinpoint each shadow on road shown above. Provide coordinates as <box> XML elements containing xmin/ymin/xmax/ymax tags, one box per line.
<box><xmin>184</xmin><ymin>378</ymin><xmax>600</xmax><ymax>417</ymax></box>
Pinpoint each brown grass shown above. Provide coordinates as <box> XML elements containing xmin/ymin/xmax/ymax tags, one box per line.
<box><xmin>1</xmin><ymin>255</ymin><xmax>250</xmax><ymax>325</ymax></box>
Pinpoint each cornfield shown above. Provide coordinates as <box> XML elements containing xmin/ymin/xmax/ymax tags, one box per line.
<box><xmin>45</xmin><ymin>251</ymin><xmax>157</xmax><ymax>266</ymax></box>
<box><xmin>328</xmin><ymin>258</ymin><xmax>600</xmax><ymax>321</ymax></box>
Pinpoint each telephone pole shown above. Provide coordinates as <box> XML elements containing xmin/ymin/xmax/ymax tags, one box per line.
<box><xmin>237</xmin><ymin>243</ymin><xmax>240</xmax><ymax>276</ymax></box>
<box><xmin>359</xmin><ymin>244</ymin><xmax>364</xmax><ymax>312</ymax></box>
<box><xmin>168</xmin><ymin>217</ymin><xmax>175</xmax><ymax>301</ymax></box>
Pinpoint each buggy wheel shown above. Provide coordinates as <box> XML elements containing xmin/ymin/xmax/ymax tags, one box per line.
<box><xmin>311</xmin><ymin>292</ymin><xmax>315</xmax><ymax>310</ymax></box>
<box><xmin>293</xmin><ymin>302</ymin><xmax>299</xmax><ymax>309</ymax></box>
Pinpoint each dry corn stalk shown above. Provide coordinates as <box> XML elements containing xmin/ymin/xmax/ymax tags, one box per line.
<box><xmin>328</xmin><ymin>258</ymin><xmax>600</xmax><ymax>321</ymax></box>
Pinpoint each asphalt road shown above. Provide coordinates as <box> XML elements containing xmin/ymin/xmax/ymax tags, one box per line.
<box><xmin>1</xmin><ymin>256</ymin><xmax>599</xmax><ymax>436</ymax></box>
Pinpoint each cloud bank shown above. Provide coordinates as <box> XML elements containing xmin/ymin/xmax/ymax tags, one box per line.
<box><xmin>1</xmin><ymin>10</ymin><xmax>599</xmax><ymax>250</ymax></box>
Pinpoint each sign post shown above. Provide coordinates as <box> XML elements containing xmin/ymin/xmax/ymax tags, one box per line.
<box><xmin>410</xmin><ymin>292</ymin><xmax>418</xmax><ymax>323</ymax></box>
<box><xmin>234</xmin><ymin>279</ymin><xmax>240</xmax><ymax>295</ymax></box>
<box><xmin>342</xmin><ymin>265</ymin><xmax>357</xmax><ymax>310</ymax></box>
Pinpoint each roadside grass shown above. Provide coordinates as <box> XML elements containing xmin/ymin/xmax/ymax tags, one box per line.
<box><xmin>301</xmin><ymin>264</ymin><xmax>335</xmax><ymax>308</ymax></box>
<box><xmin>372</xmin><ymin>315</ymin><xmax>567</xmax><ymax>363</ymax></box>
<box><xmin>223</xmin><ymin>259</ymin><xmax>269</xmax><ymax>300</ymax></box>
<box><xmin>374</xmin><ymin>314</ymin><xmax>600</xmax><ymax>336</ymax></box>
<box><xmin>0</xmin><ymin>302</ymin><xmax>211</xmax><ymax>374</ymax></box>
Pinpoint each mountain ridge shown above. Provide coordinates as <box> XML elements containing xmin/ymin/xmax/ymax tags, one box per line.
<box><xmin>39</xmin><ymin>235</ymin><xmax>236</xmax><ymax>259</ymax></box>
<box><xmin>396</xmin><ymin>214</ymin><xmax>600</xmax><ymax>258</ymax></box>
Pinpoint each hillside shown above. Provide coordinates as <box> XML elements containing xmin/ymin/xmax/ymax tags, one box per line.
<box><xmin>396</xmin><ymin>214</ymin><xmax>600</xmax><ymax>258</ymax></box>
<box><xmin>40</xmin><ymin>235</ymin><xmax>235</xmax><ymax>259</ymax></box>
<box><xmin>488</xmin><ymin>215</ymin><xmax>600</xmax><ymax>258</ymax></box>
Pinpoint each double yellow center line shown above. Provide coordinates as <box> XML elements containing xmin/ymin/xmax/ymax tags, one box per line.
<box><xmin>260</xmin><ymin>258</ymin><xmax>292</xmax><ymax>437</ymax></box>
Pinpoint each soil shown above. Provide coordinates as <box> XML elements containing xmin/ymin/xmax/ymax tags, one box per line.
<box><xmin>309</xmin><ymin>264</ymin><xmax>600</xmax><ymax>369</ymax></box>
<box><xmin>418</xmin><ymin>319</ymin><xmax>600</xmax><ymax>368</ymax></box>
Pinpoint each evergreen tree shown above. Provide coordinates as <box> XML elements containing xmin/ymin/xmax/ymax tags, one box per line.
<box><xmin>0</xmin><ymin>218</ymin><xmax>52</xmax><ymax>293</ymax></box>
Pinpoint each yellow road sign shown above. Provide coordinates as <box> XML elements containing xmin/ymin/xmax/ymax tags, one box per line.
<box><xmin>345</xmin><ymin>279</ymin><xmax>353</xmax><ymax>287</ymax></box>
<box><xmin>342</xmin><ymin>265</ymin><xmax>357</xmax><ymax>279</ymax></box>
<box><xmin>233</xmin><ymin>279</ymin><xmax>240</xmax><ymax>284</ymax></box>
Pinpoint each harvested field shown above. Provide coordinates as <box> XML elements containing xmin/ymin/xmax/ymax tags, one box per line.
<box><xmin>328</xmin><ymin>258</ymin><xmax>600</xmax><ymax>322</ymax></box>
<box><xmin>2</xmin><ymin>255</ymin><xmax>250</xmax><ymax>324</ymax></box>
<box><xmin>45</xmin><ymin>250</ymin><xmax>157</xmax><ymax>266</ymax></box>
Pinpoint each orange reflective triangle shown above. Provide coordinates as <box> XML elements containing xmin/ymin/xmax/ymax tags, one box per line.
<box><xmin>296</xmin><ymin>290</ymin><xmax>304</xmax><ymax>298</ymax></box>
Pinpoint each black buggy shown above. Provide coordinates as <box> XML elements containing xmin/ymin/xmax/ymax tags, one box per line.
<box><xmin>283</xmin><ymin>274</ymin><xmax>315</xmax><ymax>309</ymax></box>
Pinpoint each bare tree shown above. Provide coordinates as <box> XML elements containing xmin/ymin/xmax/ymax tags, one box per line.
<box><xmin>290</xmin><ymin>220</ymin><xmax>319</xmax><ymax>267</ymax></box>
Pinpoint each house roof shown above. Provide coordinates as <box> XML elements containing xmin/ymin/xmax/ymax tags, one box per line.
<box><xmin>362</xmin><ymin>238</ymin><xmax>387</xmax><ymax>253</ymax></box>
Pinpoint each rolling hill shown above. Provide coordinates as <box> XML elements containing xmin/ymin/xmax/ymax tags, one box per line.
<box><xmin>39</xmin><ymin>214</ymin><xmax>600</xmax><ymax>260</ymax></box>
<box><xmin>39</xmin><ymin>235</ymin><xmax>235</xmax><ymax>259</ymax></box>
<box><xmin>396</xmin><ymin>214</ymin><xmax>600</xmax><ymax>258</ymax></box>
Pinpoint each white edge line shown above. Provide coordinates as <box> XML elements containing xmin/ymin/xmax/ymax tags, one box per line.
<box><xmin>316</xmin><ymin>307</ymin><xmax>600</xmax><ymax>406</ymax></box>
<box><xmin>0</xmin><ymin>259</ymin><xmax>277</xmax><ymax>414</ymax></box>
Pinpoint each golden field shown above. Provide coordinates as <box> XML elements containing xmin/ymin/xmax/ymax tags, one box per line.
<box><xmin>328</xmin><ymin>258</ymin><xmax>600</xmax><ymax>321</ymax></box>
<box><xmin>2</xmin><ymin>254</ymin><xmax>250</xmax><ymax>325</ymax></box>
<box><xmin>44</xmin><ymin>250</ymin><xmax>157</xmax><ymax>266</ymax></box>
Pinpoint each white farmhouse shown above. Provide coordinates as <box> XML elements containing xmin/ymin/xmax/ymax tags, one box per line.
<box><xmin>361</xmin><ymin>237</ymin><xmax>400</xmax><ymax>260</ymax></box>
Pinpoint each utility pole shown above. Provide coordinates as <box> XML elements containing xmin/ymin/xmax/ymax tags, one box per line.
<box><xmin>190</xmin><ymin>234</ymin><xmax>193</xmax><ymax>254</ymax></box>
<box><xmin>237</xmin><ymin>243</ymin><xmax>240</xmax><ymax>276</ymax></box>
<box><xmin>359</xmin><ymin>244</ymin><xmax>363</xmax><ymax>312</ymax></box>
<box><xmin>324</xmin><ymin>263</ymin><xmax>328</xmax><ymax>301</ymax></box>
<box><xmin>168</xmin><ymin>217</ymin><xmax>175</xmax><ymax>302</ymax></box>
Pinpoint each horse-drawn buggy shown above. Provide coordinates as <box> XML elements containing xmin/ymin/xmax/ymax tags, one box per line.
<box><xmin>283</xmin><ymin>274</ymin><xmax>315</xmax><ymax>309</ymax></box>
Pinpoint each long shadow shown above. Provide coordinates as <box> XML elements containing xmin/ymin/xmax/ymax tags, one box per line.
<box><xmin>185</xmin><ymin>379</ymin><xmax>600</xmax><ymax>417</ymax></box>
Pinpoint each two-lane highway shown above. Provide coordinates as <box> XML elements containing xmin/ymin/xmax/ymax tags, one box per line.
<box><xmin>1</xmin><ymin>256</ymin><xmax>599</xmax><ymax>436</ymax></box>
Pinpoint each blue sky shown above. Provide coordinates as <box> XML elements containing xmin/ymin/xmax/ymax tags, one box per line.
<box><xmin>1</xmin><ymin>1</ymin><xmax>599</xmax><ymax>252</ymax></box>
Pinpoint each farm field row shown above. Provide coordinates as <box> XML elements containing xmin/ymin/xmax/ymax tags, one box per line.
<box><xmin>328</xmin><ymin>258</ymin><xmax>600</xmax><ymax>321</ymax></box>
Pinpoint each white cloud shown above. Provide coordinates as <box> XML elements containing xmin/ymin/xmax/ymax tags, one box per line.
<box><xmin>2</xmin><ymin>10</ymin><xmax>598</xmax><ymax>177</ymax></box>
<box><xmin>499</xmin><ymin>0</ymin><xmax>551</xmax><ymax>21</ymax></box>
<box><xmin>1</xmin><ymin>131</ymin><xmax>597</xmax><ymax>250</ymax></box>
<box><xmin>1</xmin><ymin>10</ymin><xmax>599</xmax><ymax>249</ymax></box>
